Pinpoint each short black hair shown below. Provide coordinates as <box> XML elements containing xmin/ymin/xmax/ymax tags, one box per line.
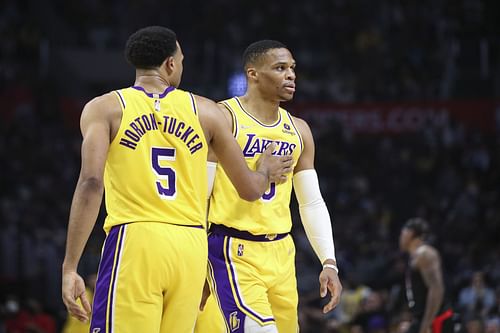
<box><xmin>243</xmin><ymin>40</ymin><xmax>288</xmax><ymax>68</ymax></box>
<box><xmin>125</xmin><ymin>26</ymin><xmax>177</xmax><ymax>69</ymax></box>
<box><xmin>403</xmin><ymin>217</ymin><xmax>430</xmax><ymax>239</ymax></box>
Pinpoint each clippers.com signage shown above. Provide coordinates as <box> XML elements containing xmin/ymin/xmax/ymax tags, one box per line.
<box><xmin>291</xmin><ymin>100</ymin><xmax>499</xmax><ymax>134</ymax></box>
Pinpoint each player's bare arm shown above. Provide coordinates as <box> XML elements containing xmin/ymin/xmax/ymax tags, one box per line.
<box><xmin>415</xmin><ymin>246</ymin><xmax>445</xmax><ymax>333</ymax></box>
<box><xmin>62</xmin><ymin>93</ymin><xmax>121</xmax><ymax>322</ymax></box>
<box><xmin>206</xmin><ymin>103</ymin><xmax>236</xmax><ymax>163</ymax></box>
<box><xmin>196</xmin><ymin>95</ymin><xmax>293</xmax><ymax>200</ymax></box>
<box><xmin>292</xmin><ymin>115</ymin><xmax>342</xmax><ymax>313</ymax></box>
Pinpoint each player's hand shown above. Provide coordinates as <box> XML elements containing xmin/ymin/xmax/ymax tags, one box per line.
<box><xmin>257</xmin><ymin>142</ymin><xmax>294</xmax><ymax>184</ymax></box>
<box><xmin>271</xmin><ymin>172</ymin><xmax>289</xmax><ymax>185</ymax></box>
<box><xmin>319</xmin><ymin>266</ymin><xmax>342</xmax><ymax>314</ymax></box>
<box><xmin>199</xmin><ymin>279</ymin><xmax>211</xmax><ymax>311</ymax></box>
<box><xmin>62</xmin><ymin>270</ymin><xmax>92</xmax><ymax>322</ymax></box>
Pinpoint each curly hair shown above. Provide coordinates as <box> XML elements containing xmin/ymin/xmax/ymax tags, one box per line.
<box><xmin>125</xmin><ymin>26</ymin><xmax>177</xmax><ymax>69</ymax></box>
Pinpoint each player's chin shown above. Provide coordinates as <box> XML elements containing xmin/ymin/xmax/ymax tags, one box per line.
<box><xmin>279</xmin><ymin>92</ymin><xmax>295</xmax><ymax>101</ymax></box>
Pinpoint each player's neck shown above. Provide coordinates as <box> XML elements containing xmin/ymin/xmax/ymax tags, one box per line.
<box><xmin>239</xmin><ymin>93</ymin><xmax>280</xmax><ymax>124</ymax></box>
<box><xmin>134</xmin><ymin>71</ymin><xmax>173</xmax><ymax>93</ymax></box>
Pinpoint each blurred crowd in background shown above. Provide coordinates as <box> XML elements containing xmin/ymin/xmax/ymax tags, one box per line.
<box><xmin>0</xmin><ymin>0</ymin><xmax>499</xmax><ymax>332</ymax></box>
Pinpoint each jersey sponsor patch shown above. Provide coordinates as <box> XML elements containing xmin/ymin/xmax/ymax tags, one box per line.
<box><xmin>282</xmin><ymin>122</ymin><xmax>296</xmax><ymax>136</ymax></box>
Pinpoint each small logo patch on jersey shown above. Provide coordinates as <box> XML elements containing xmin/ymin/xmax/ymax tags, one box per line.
<box><xmin>282</xmin><ymin>123</ymin><xmax>296</xmax><ymax>136</ymax></box>
<box><xmin>265</xmin><ymin>234</ymin><xmax>277</xmax><ymax>241</ymax></box>
<box><xmin>237</xmin><ymin>244</ymin><xmax>244</xmax><ymax>256</ymax></box>
<box><xmin>229</xmin><ymin>311</ymin><xmax>240</xmax><ymax>331</ymax></box>
<box><xmin>92</xmin><ymin>328</ymin><xmax>101</xmax><ymax>333</ymax></box>
<box><xmin>154</xmin><ymin>99</ymin><xmax>161</xmax><ymax>111</ymax></box>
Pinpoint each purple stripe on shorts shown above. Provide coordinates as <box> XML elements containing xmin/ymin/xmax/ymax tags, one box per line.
<box><xmin>108</xmin><ymin>225</ymin><xmax>125</xmax><ymax>333</ymax></box>
<box><xmin>225</xmin><ymin>237</ymin><xmax>275</xmax><ymax>323</ymax></box>
<box><xmin>208</xmin><ymin>233</ymin><xmax>274</xmax><ymax>332</ymax></box>
<box><xmin>90</xmin><ymin>225</ymin><xmax>124</xmax><ymax>332</ymax></box>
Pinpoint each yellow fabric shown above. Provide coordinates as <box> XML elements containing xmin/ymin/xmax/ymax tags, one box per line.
<box><xmin>194</xmin><ymin>294</ymin><xmax>226</xmax><ymax>333</ymax></box>
<box><xmin>196</xmin><ymin>235</ymin><xmax>298</xmax><ymax>332</ymax></box>
<box><xmin>96</xmin><ymin>222</ymin><xmax>208</xmax><ymax>333</ymax></box>
<box><xmin>103</xmin><ymin>87</ymin><xmax>208</xmax><ymax>232</ymax></box>
<box><xmin>208</xmin><ymin>97</ymin><xmax>302</xmax><ymax>235</ymax></box>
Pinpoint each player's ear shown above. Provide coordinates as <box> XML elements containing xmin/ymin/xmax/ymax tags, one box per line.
<box><xmin>246</xmin><ymin>66</ymin><xmax>258</xmax><ymax>81</ymax></box>
<box><xmin>163</xmin><ymin>56</ymin><xmax>175</xmax><ymax>74</ymax></box>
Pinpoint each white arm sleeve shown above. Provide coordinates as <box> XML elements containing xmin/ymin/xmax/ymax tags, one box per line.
<box><xmin>293</xmin><ymin>169</ymin><xmax>336</xmax><ymax>265</ymax></box>
<box><xmin>207</xmin><ymin>162</ymin><xmax>217</xmax><ymax>198</ymax></box>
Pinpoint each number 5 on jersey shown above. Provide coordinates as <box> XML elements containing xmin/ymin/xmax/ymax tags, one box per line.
<box><xmin>151</xmin><ymin>147</ymin><xmax>177</xmax><ymax>199</ymax></box>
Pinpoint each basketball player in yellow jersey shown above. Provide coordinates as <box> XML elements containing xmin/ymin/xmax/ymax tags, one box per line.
<box><xmin>195</xmin><ymin>40</ymin><xmax>343</xmax><ymax>332</ymax></box>
<box><xmin>61</xmin><ymin>27</ymin><xmax>293</xmax><ymax>333</ymax></box>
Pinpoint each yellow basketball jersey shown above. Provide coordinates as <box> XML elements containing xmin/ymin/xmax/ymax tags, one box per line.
<box><xmin>103</xmin><ymin>86</ymin><xmax>208</xmax><ymax>232</ymax></box>
<box><xmin>208</xmin><ymin>97</ymin><xmax>303</xmax><ymax>235</ymax></box>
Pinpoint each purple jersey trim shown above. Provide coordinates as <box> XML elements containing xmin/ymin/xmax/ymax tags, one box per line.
<box><xmin>131</xmin><ymin>85</ymin><xmax>175</xmax><ymax>98</ymax></box>
<box><xmin>189</xmin><ymin>93</ymin><xmax>197</xmax><ymax>115</ymax></box>
<box><xmin>234</xmin><ymin>96</ymin><xmax>282</xmax><ymax>128</ymax></box>
<box><xmin>220</xmin><ymin>101</ymin><xmax>238</xmax><ymax>138</ymax></box>
<box><xmin>180</xmin><ymin>223</ymin><xmax>204</xmax><ymax>229</ymax></box>
<box><xmin>210</xmin><ymin>223</ymin><xmax>288</xmax><ymax>242</ymax></box>
<box><xmin>286</xmin><ymin>111</ymin><xmax>303</xmax><ymax>152</ymax></box>
<box><xmin>115</xmin><ymin>90</ymin><xmax>126</xmax><ymax>109</ymax></box>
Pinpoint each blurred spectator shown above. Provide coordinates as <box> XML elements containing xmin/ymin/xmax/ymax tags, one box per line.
<box><xmin>459</xmin><ymin>272</ymin><xmax>496</xmax><ymax>320</ymax></box>
<box><xmin>485</xmin><ymin>318</ymin><xmax>500</xmax><ymax>333</ymax></box>
<box><xmin>466</xmin><ymin>317</ymin><xmax>485</xmax><ymax>333</ymax></box>
<box><xmin>338</xmin><ymin>273</ymin><xmax>372</xmax><ymax>324</ymax></box>
<box><xmin>349</xmin><ymin>291</ymin><xmax>389</xmax><ymax>333</ymax></box>
<box><xmin>4</xmin><ymin>298</ymin><xmax>56</xmax><ymax>333</ymax></box>
<box><xmin>487</xmin><ymin>288</ymin><xmax>500</xmax><ymax>320</ymax></box>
